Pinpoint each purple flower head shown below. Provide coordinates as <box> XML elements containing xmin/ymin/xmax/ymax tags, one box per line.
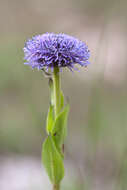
<box><xmin>23</xmin><ymin>33</ymin><xmax>90</xmax><ymax>71</ymax></box>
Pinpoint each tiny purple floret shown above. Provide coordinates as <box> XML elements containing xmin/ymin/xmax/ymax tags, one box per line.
<box><xmin>23</xmin><ymin>33</ymin><xmax>90</xmax><ymax>71</ymax></box>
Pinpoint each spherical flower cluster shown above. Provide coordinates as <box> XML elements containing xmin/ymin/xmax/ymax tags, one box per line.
<box><xmin>23</xmin><ymin>33</ymin><xmax>90</xmax><ymax>71</ymax></box>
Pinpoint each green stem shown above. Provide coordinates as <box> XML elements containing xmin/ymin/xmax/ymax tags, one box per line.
<box><xmin>52</xmin><ymin>66</ymin><xmax>61</xmax><ymax>189</ymax></box>
<box><xmin>53</xmin><ymin>66</ymin><xmax>61</xmax><ymax>118</ymax></box>
<box><xmin>53</xmin><ymin>184</ymin><xmax>60</xmax><ymax>190</ymax></box>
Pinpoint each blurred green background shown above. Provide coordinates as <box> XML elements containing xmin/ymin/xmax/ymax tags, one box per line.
<box><xmin>0</xmin><ymin>0</ymin><xmax>127</xmax><ymax>189</ymax></box>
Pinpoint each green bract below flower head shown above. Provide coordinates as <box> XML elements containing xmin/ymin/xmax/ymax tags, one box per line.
<box><xmin>23</xmin><ymin>33</ymin><xmax>90</xmax><ymax>71</ymax></box>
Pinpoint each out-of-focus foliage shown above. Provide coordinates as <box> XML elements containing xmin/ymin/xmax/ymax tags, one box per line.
<box><xmin>0</xmin><ymin>0</ymin><xmax>127</xmax><ymax>189</ymax></box>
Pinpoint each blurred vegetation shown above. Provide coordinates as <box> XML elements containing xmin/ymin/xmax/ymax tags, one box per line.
<box><xmin>0</xmin><ymin>0</ymin><xmax>127</xmax><ymax>189</ymax></box>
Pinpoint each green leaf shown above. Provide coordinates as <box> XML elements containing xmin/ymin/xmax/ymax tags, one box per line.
<box><xmin>52</xmin><ymin>105</ymin><xmax>69</xmax><ymax>146</ymax></box>
<box><xmin>46</xmin><ymin>104</ymin><xmax>54</xmax><ymax>134</ymax></box>
<box><xmin>42</xmin><ymin>136</ymin><xmax>64</xmax><ymax>184</ymax></box>
<box><xmin>60</xmin><ymin>91</ymin><xmax>64</xmax><ymax>110</ymax></box>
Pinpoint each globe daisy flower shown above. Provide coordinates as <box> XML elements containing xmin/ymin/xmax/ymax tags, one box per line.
<box><xmin>23</xmin><ymin>33</ymin><xmax>90</xmax><ymax>190</ymax></box>
<box><xmin>23</xmin><ymin>33</ymin><xmax>90</xmax><ymax>71</ymax></box>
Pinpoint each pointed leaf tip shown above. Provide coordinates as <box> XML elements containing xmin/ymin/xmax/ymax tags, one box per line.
<box><xmin>42</xmin><ymin>136</ymin><xmax>64</xmax><ymax>184</ymax></box>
